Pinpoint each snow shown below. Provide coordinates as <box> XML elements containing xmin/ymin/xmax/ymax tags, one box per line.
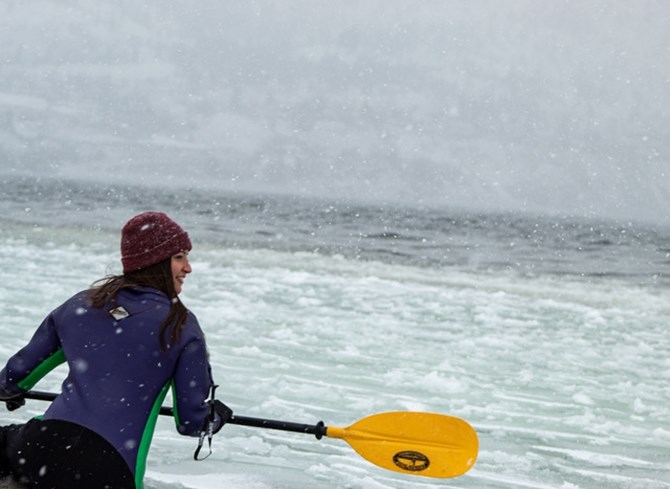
<box><xmin>0</xmin><ymin>2</ymin><xmax>669</xmax><ymax>223</ymax></box>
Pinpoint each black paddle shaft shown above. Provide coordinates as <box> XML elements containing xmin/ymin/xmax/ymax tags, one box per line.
<box><xmin>22</xmin><ymin>390</ymin><xmax>327</xmax><ymax>439</ymax></box>
<box><xmin>231</xmin><ymin>415</ymin><xmax>327</xmax><ymax>439</ymax></box>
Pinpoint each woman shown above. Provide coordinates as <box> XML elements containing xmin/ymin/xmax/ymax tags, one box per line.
<box><xmin>0</xmin><ymin>211</ymin><xmax>230</xmax><ymax>489</ymax></box>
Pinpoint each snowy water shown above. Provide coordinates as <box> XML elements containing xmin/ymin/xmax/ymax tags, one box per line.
<box><xmin>1</xmin><ymin>177</ymin><xmax>669</xmax><ymax>488</ymax></box>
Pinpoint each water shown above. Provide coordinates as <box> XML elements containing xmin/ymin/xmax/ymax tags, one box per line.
<box><xmin>1</xmin><ymin>175</ymin><xmax>669</xmax><ymax>488</ymax></box>
<box><xmin>2</xmin><ymin>175</ymin><xmax>668</xmax><ymax>285</ymax></box>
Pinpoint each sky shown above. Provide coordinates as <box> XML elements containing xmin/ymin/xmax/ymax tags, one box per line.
<box><xmin>0</xmin><ymin>0</ymin><xmax>668</xmax><ymax>224</ymax></box>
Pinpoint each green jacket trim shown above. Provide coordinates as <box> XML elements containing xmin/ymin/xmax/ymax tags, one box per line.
<box><xmin>17</xmin><ymin>349</ymin><xmax>66</xmax><ymax>391</ymax></box>
<box><xmin>134</xmin><ymin>380</ymin><xmax>171</xmax><ymax>489</ymax></box>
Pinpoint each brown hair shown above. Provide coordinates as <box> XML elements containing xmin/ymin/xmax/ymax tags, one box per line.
<box><xmin>88</xmin><ymin>258</ymin><xmax>189</xmax><ymax>350</ymax></box>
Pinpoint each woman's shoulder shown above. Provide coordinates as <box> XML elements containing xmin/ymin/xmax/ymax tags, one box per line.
<box><xmin>53</xmin><ymin>290</ymin><xmax>92</xmax><ymax>311</ymax></box>
<box><xmin>165</xmin><ymin>311</ymin><xmax>206</xmax><ymax>352</ymax></box>
<box><xmin>182</xmin><ymin>310</ymin><xmax>204</xmax><ymax>337</ymax></box>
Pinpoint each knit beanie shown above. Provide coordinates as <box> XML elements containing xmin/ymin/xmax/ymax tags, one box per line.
<box><xmin>121</xmin><ymin>211</ymin><xmax>192</xmax><ymax>273</ymax></box>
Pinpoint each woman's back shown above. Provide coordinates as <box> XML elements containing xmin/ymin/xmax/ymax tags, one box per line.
<box><xmin>22</xmin><ymin>286</ymin><xmax>213</xmax><ymax>482</ymax></box>
<box><xmin>0</xmin><ymin>211</ymin><xmax>220</xmax><ymax>489</ymax></box>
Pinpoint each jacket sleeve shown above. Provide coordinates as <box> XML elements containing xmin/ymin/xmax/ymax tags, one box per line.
<box><xmin>171</xmin><ymin>336</ymin><xmax>222</xmax><ymax>436</ymax></box>
<box><xmin>0</xmin><ymin>311</ymin><xmax>65</xmax><ymax>400</ymax></box>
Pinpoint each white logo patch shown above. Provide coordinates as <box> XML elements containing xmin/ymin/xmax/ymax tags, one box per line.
<box><xmin>109</xmin><ymin>306</ymin><xmax>130</xmax><ymax>321</ymax></box>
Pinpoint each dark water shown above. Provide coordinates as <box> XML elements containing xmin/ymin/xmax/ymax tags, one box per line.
<box><xmin>1</xmin><ymin>174</ymin><xmax>668</xmax><ymax>286</ymax></box>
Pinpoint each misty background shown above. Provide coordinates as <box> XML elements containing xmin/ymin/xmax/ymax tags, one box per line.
<box><xmin>0</xmin><ymin>1</ymin><xmax>668</xmax><ymax>224</ymax></box>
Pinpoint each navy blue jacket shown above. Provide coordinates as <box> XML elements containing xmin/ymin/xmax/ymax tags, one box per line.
<box><xmin>0</xmin><ymin>287</ymin><xmax>220</xmax><ymax>488</ymax></box>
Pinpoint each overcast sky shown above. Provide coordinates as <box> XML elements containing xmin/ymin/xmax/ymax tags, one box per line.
<box><xmin>0</xmin><ymin>1</ymin><xmax>668</xmax><ymax>224</ymax></box>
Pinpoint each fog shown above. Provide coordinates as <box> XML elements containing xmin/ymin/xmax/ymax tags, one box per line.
<box><xmin>0</xmin><ymin>1</ymin><xmax>668</xmax><ymax>224</ymax></box>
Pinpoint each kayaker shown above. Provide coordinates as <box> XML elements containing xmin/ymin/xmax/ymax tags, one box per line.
<box><xmin>0</xmin><ymin>211</ymin><xmax>231</xmax><ymax>489</ymax></box>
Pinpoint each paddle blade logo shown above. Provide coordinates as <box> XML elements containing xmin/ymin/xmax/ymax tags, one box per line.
<box><xmin>393</xmin><ymin>450</ymin><xmax>430</xmax><ymax>472</ymax></box>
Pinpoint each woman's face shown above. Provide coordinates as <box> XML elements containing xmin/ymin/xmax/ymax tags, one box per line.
<box><xmin>171</xmin><ymin>251</ymin><xmax>192</xmax><ymax>295</ymax></box>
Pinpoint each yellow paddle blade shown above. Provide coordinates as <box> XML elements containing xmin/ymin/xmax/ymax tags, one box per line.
<box><xmin>326</xmin><ymin>411</ymin><xmax>478</xmax><ymax>478</ymax></box>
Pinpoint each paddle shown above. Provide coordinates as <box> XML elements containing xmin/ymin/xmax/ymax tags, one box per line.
<box><xmin>20</xmin><ymin>390</ymin><xmax>478</xmax><ymax>478</ymax></box>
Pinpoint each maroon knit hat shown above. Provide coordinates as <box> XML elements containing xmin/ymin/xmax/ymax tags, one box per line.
<box><xmin>121</xmin><ymin>211</ymin><xmax>192</xmax><ymax>273</ymax></box>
